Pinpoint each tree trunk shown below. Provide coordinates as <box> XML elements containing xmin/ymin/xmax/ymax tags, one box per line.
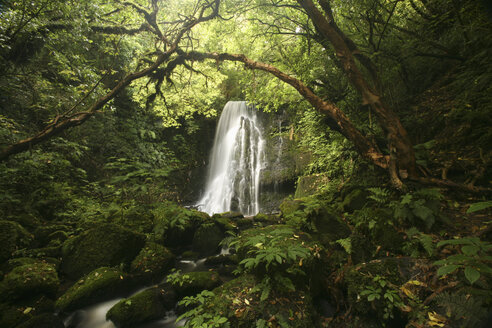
<box><xmin>297</xmin><ymin>0</ymin><xmax>417</xmax><ymax>186</ymax></box>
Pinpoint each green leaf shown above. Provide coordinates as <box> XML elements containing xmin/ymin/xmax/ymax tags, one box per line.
<box><xmin>466</xmin><ymin>201</ymin><xmax>492</xmax><ymax>214</ymax></box>
<box><xmin>436</xmin><ymin>264</ymin><xmax>460</xmax><ymax>276</ymax></box>
<box><xmin>464</xmin><ymin>267</ymin><xmax>480</xmax><ymax>284</ymax></box>
<box><xmin>461</xmin><ymin>245</ymin><xmax>479</xmax><ymax>256</ymax></box>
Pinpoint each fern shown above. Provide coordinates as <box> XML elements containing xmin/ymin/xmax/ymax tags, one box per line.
<box><xmin>434</xmin><ymin>291</ymin><xmax>488</xmax><ymax>327</ymax></box>
<box><xmin>367</xmin><ymin>187</ymin><xmax>391</xmax><ymax>205</ymax></box>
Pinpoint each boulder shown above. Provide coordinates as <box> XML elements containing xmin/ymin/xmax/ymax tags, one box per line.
<box><xmin>55</xmin><ymin>267</ymin><xmax>134</xmax><ymax>312</ymax></box>
<box><xmin>16</xmin><ymin>313</ymin><xmax>64</xmax><ymax>328</ymax></box>
<box><xmin>33</xmin><ymin>224</ymin><xmax>71</xmax><ymax>247</ymax></box>
<box><xmin>60</xmin><ymin>223</ymin><xmax>145</xmax><ymax>279</ymax></box>
<box><xmin>0</xmin><ymin>261</ymin><xmax>59</xmax><ymax>302</ymax></box>
<box><xmin>130</xmin><ymin>242</ymin><xmax>175</xmax><ymax>283</ymax></box>
<box><xmin>192</xmin><ymin>223</ymin><xmax>224</xmax><ymax>256</ymax></box>
<box><xmin>165</xmin><ymin>271</ymin><xmax>221</xmax><ymax>298</ymax></box>
<box><xmin>0</xmin><ymin>220</ymin><xmax>33</xmax><ymax>263</ymax></box>
<box><xmin>106</xmin><ymin>287</ymin><xmax>176</xmax><ymax>328</ymax></box>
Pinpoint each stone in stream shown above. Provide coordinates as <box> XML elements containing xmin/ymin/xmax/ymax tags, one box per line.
<box><xmin>55</xmin><ymin>267</ymin><xmax>134</xmax><ymax>313</ymax></box>
<box><xmin>0</xmin><ymin>261</ymin><xmax>59</xmax><ymax>302</ymax></box>
<box><xmin>192</xmin><ymin>223</ymin><xmax>224</xmax><ymax>256</ymax></box>
<box><xmin>130</xmin><ymin>242</ymin><xmax>176</xmax><ymax>283</ymax></box>
<box><xmin>14</xmin><ymin>313</ymin><xmax>64</xmax><ymax>328</ymax></box>
<box><xmin>106</xmin><ymin>286</ymin><xmax>177</xmax><ymax>328</ymax></box>
<box><xmin>60</xmin><ymin>223</ymin><xmax>145</xmax><ymax>280</ymax></box>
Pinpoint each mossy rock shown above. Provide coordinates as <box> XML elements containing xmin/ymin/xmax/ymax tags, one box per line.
<box><xmin>55</xmin><ymin>267</ymin><xmax>134</xmax><ymax>312</ymax></box>
<box><xmin>197</xmin><ymin>274</ymin><xmax>317</xmax><ymax>327</ymax></box>
<box><xmin>280</xmin><ymin>197</ymin><xmax>350</xmax><ymax>244</ymax></box>
<box><xmin>279</xmin><ymin>197</ymin><xmax>304</xmax><ymax>217</ymax></box>
<box><xmin>0</xmin><ymin>220</ymin><xmax>33</xmax><ymax>263</ymax></box>
<box><xmin>60</xmin><ymin>223</ymin><xmax>145</xmax><ymax>279</ymax></box>
<box><xmin>106</xmin><ymin>286</ymin><xmax>176</xmax><ymax>328</ymax></box>
<box><xmin>130</xmin><ymin>242</ymin><xmax>175</xmax><ymax>283</ymax></box>
<box><xmin>112</xmin><ymin>212</ymin><xmax>154</xmax><ymax>234</ymax></box>
<box><xmin>152</xmin><ymin>202</ymin><xmax>210</xmax><ymax>249</ymax></box>
<box><xmin>341</xmin><ymin>188</ymin><xmax>370</xmax><ymax>212</ymax></box>
<box><xmin>0</xmin><ymin>303</ymin><xmax>28</xmax><ymax>328</ymax></box>
<box><xmin>295</xmin><ymin>174</ymin><xmax>329</xmax><ymax>198</ymax></box>
<box><xmin>33</xmin><ymin>224</ymin><xmax>72</xmax><ymax>247</ymax></box>
<box><xmin>14</xmin><ymin>245</ymin><xmax>62</xmax><ymax>259</ymax></box>
<box><xmin>15</xmin><ymin>313</ymin><xmax>64</xmax><ymax>328</ymax></box>
<box><xmin>166</xmin><ymin>271</ymin><xmax>221</xmax><ymax>298</ymax></box>
<box><xmin>192</xmin><ymin>223</ymin><xmax>224</xmax><ymax>256</ymax></box>
<box><xmin>0</xmin><ymin>261</ymin><xmax>59</xmax><ymax>302</ymax></box>
<box><xmin>218</xmin><ymin>212</ymin><xmax>244</xmax><ymax>219</ymax></box>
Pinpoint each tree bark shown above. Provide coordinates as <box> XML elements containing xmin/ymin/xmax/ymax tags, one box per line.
<box><xmin>298</xmin><ymin>0</ymin><xmax>417</xmax><ymax>186</ymax></box>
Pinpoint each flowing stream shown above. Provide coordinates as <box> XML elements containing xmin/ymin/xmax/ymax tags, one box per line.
<box><xmin>197</xmin><ymin>101</ymin><xmax>265</xmax><ymax>216</ymax></box>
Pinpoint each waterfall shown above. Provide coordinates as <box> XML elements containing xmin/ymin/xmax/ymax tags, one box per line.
<box><xmin>197</xmin><ymin>101</ymin><xmax>265</xmax><ymax>216</ymax></box>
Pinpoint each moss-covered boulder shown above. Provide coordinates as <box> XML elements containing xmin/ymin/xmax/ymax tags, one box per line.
<box><xmin>55</xmin><ymin>267</ymin><xmax>134</xmax><ymax>312</ymax></box>
<box><xmin>0</xmin><ymin>261</ymin><xmax>59</xmax><ymax>302</ymax></box>
<box><xmin>106</xmin><ymin>286</ymin><xmax>176</xmax><ymax>328</ymax></box>
<box><xmin>0</xmin><ymin>220</ymin><xmax>33</xmax><ymax>263</ymax></box>
<box><xmin>295</xmin><ymin>174</ymin><xmax>330</xmax><ymax>198</ymax></box>
<box><xmin>130</xmin><ymin>242</ymin><xmax>175</xmax><ymax>283</ymax></box>
<box><xmin>280</xmin><ymin>197</ymin><xmax>350</xmax><ymax>245</ymax></box>
<box><xmin>152</xmin><ymin>202</ymin><xmax>209</xmax><ymax>249</ymax></box>
<box><xmin>60</xmin><ymin>223</ymin><xmax>145</xmax><ymax>279</ymax></box>
<box><xmin>165</xmin><ymin>271</ymin><xmax>221</xmax><ymax>298</ymax></box>
<box><xmin>0</xmin><ymin>303</ymin><xmax>28</xmax><ymax>328</ymax></box>
<box><xmin>15</xmin><ymin>313</ymin><xmax>64</xmax><ymax>328</ymax></box>
<box><xmin>33</xmin><ymin>224</ymin><xmax>72</xmax><ymax>247</ymax></box>
<box><xmin>192</xmin><ymin>223</ymin><xmax>224</xmax><ymax>256</ymax></box>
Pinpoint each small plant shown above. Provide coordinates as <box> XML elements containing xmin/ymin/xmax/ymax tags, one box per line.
<box><xmin>360</xmin><ymin>275</ymin><xmax>404</xmax><ymax>320</ymax></box>
<box><xmin>434</xmin><ymin>237</ymin><xmax>492</xmax><ymax>284</ymax></box>
<box><xmin>178</xmin><ymin>290</ymin><xmax>230</xmax><ymax>328</ymax></box>
<box><xmin>391</xmin><ymin>188</ymin><xmax>443</xmax><ymax>230</ymax></box>
<box><xmin>166</xmin><ymin>269</ymin><xmax>193</xmax><ymax>287</ymax></box>
<box><xmin>403</xmin><ymin>227</ymin><xmax>434</xmax><ymax>257</ymax></box>
<box><xmin>230</xmin><ymin>225</ymin><xmax>321</xmax><ymax>300</ymax></box>
<box><xmin>367</xmin><ymin>187</ymin><xmax>392</xmax><ymax>205</ymax></box>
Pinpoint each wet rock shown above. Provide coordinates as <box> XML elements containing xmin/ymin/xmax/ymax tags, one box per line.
<box><xmin>106</xmin><ymin>286</ymin><xmax>176</xmax><ymax>328</ymax></box>
<box><xmin>130</xmin><ymin>242</ymin><xmax>175</xmax><ymax>283</ymax></box>
<box><xmin>192</xmin><ymin>223</ymin><xmax>224</xmax><ymax>256</ymax></box>
<box><xmin>218</xmin><ymin>211</ymin><xmax>243</xmax><ymax>219</ymax></box>
<box><xmin>0</xmin><ymin>220</ymin><xmax>33</xmax><ymax>263</ymax></box>
<box><xmin>0</xmin><ymin>261</ymin><xmax>59</xmax><ymax>302</ymax></box>
<box><xmin>55</xmin><ymin>267</ymin><xmax>134</xmax><ymax>312</ymax></box>
<box><xmin>60</xmin><ymin>223</ymin><xmax>145</xmax><ymax>279</ymax></box>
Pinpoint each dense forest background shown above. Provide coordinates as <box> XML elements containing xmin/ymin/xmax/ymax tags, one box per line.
<box><xmin>1</xmin><ymin>0</ymin><xmax>491</xmax><ymax>327</ymax></box>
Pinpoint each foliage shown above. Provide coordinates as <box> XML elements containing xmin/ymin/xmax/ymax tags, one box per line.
<box><xmin>434</xmin><ymin>237</ymin><xmax>492</xmax><ymax>284</ymax></box>
<box><xmin>391</xmin><ymin>188</ymin><xmax>444</xmax><ymax>230</ymax></box>
<box><xmin>360</xmin><ymin>275</ymin><xmax>404</xmax><ymax>321</ymax></box>
<box><xmin>166</xmin><ymin>269</ymin><xmax>193</xmax><ymax>287</ymax></box>
<box><xmin>403</xmin><ymin>227</ymin><xmax>435</xmax><ymax>258</ymax></box>
<box><xmin>230</xmin><ymin>225</ymin><xmax>321</xmax><ymax>299</ymax></box>
<box><xmin>177</xmin><ymin>290</ymin><xmax>230</xmax><ymax>328</ymax></box>
<box><xmin>466</xmin><ymin>201</ymin><xmax>492</xmax><ymax>214</ymax></box>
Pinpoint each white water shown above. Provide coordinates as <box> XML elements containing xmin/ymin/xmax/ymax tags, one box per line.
<box><xmin>197</xmin><ymin>101</ymin><xmax>265</xmax><ymax>216</ymax></box>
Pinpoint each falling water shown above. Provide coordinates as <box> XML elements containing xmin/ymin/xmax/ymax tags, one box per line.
<box><xmin>197</xmin><ymin>101</ymin><xmax>265</xmax><ymax>216</ymax></box>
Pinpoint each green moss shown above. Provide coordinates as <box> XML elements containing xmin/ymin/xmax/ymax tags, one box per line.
<box><xmin>106</xmin><ymin>287</ymin><xmax>175</xmax><ymax>328</ymax></box>
<box><xmin>60</xmin><ymin>223</ymin><xmax>145</xmax><ymax>279</ymax></box>
<box><xmin>0</xmin><ymin>261</ymin><xmax>59</xmax><ymax>302</ymax></box>
<box><xmin>130</xmin><ymin>242</ymin><xmax>175</xmax><ymax>283</ymax></box>
<box><xmin>295</xmin><ymin>174</ymin><xmax>329</xmax><ymax>198</ymax></box>
<box><xmin>15</xmin><ymin>313</ymin><xmax>64</xmax><ymax>328</ymax></box>
<box><xmin>0</xmin><ymin>220</ymin><xmax>33</xmax><ymax>263</ymax></box>
<box><xmin>167</xmin><ymin>271</ymin><xmax>221</xmax><ymax>298</ymax></box>
<box><xmin>55</xmin><ymin>267</ymin><xmax>134</xmax><ymax>312</ymax></box>
<box><xmin>192</xmin><ymin>223</ymin><xmax>224</xmax><ymax>256</ymax></box>
<box><xmin>0</xmin><ymin>303</ymin><xmax>27</xmax><ymax>328</ymax></box>
<box><xmin>33</xmin><ymin>224</ymin><xmax>72</xmax><ymax>247</ymax></box>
